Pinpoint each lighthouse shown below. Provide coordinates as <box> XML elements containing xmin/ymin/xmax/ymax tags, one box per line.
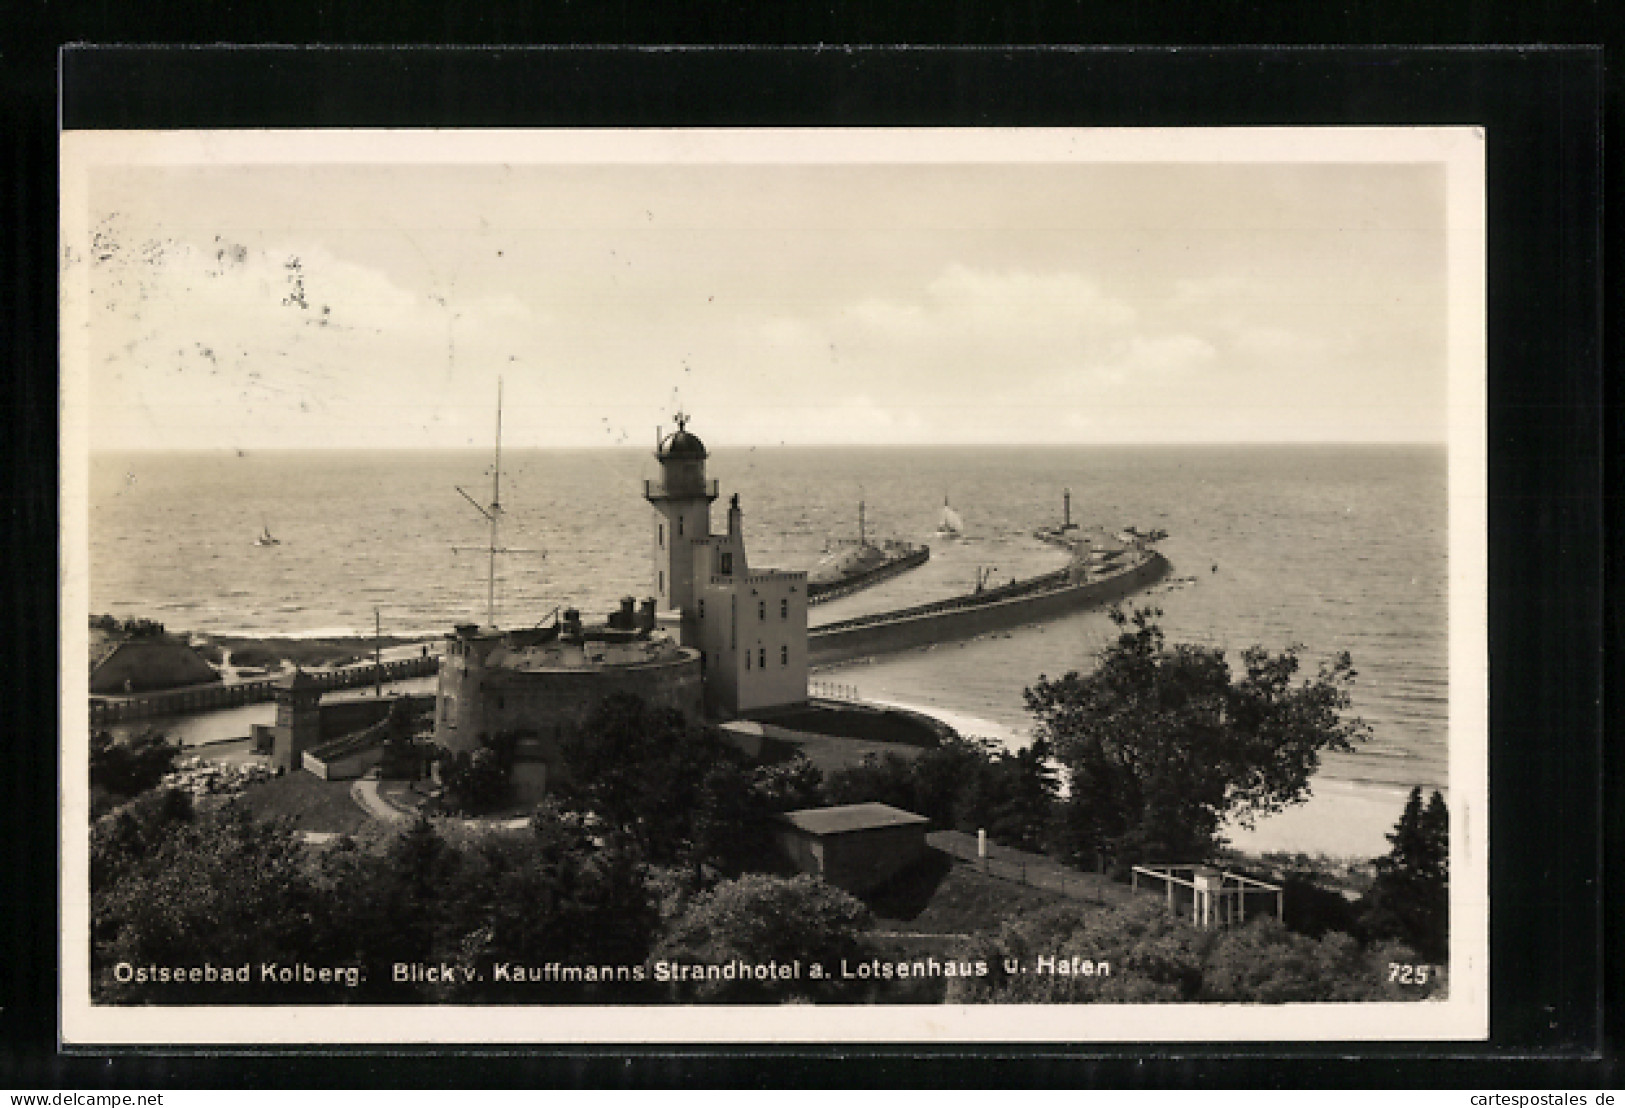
<box><xmin>644</xmin><ymin>413</ymin><xmax>720</xmax><ymax>614</ymax></box>
<box><xmin>644</xmin><ymin>413</ymin><xmax>809</xmax><ymax>718</ymax></box>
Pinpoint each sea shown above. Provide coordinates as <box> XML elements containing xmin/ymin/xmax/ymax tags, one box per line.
<box><xmin>88</xmin><ymin>444</ymin><xmax>1450</xmax><ymax>858</ymax></box>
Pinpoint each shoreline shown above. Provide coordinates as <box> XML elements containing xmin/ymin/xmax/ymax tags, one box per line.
<box><xmin>865</xmin><ymin>693</ymin><xmax>1412</xmax><ymax>862</ymax></box>
<box><xmin>153</xmin><ymin>624</ymin><xmax>1416</xmax><ymax>860</ymax></box>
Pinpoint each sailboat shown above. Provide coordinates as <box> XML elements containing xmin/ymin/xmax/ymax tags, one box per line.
<box><xmin>935</xmin><ymin>495</ymin><xmax>964</xmax><ymax>538</ymax></box>
<box><xmin>253</xmin><ymin>522</ymin><xmax>280</xmax><ymax>547</ymax></box>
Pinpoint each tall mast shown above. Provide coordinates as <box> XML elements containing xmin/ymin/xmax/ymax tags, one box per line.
<box><xmin>454</xmin><ymin>377</ymin><xmax>535</xmax><ymax>630</ymax></box>
<box><xmin>489</xmin><ymin>377</ymin><xmax>503</xmax><ymax>628</ymax></box>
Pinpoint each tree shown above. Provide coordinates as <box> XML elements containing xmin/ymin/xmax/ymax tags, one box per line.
<box><xmin>908</xmin><ymin>736</ymin><xmax>1001</xmax><ymax>828</ymax></box>
<box><xmin>559</xmin><ymin>693</ymin><xmax>762</xmax><ymax>871</ymax></box>
<box><xmin>1200</xmin><ymin>918</ymin><xmax>1390</xmax><ymax>1002</ymax></box>
<box><xmin>750</xmin><ymin>754</ymin><xmax>826</xmax><ymax>812</ymax></box>
<box><xmin>823</xmin><ymin>751</ymin><xmax>916</xmax><ymax>811</ymax></box>
<box><xmin>964</xmin><ymin>739</ymin><xmax>1059</xmax><ymax>853</ymax></box>
<box><xmin>1025</xmin><ymin>606</ymin><xmax>1369</xmax><ymax>869</ymax></box>
<box><xmin>1358</xmin><ymin>787</ymin><xmax>1449</xmax><ymax>962</ymax></box>
<box><xmin>92</xmin><ymin>803</ymin><xmax>341</xmax><ymax>1003</ymax></box>
<box><xmin>438</xmin><ymin>746</ymin><xmax>510</xmax><ymax>813</ymax></box>
<box><xmin>653</xmin><ymin>873</ymin><xmax>873</xmax><ymax>1002</ymax></box>
<box><xmin>441</xmin><ymin>805</ymin><xmax>660</xmax><ymax>999</ymax></box>
<box><xmin>90</xmin><ymin>728</ymin><xmax>181</xmax><ymax>812</ymax></box>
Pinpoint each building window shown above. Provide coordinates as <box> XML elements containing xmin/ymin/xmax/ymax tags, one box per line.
<box><xmin>780</xmin><ymin>598</ymin><xmax>788</xmax><ymax>619</ymax></box>
<box><xmin>698</xmin><ymin>599</ymin><xmax>705</xmax><ymax>619</ymax></box>
<box><xmin>745</xmin><ymin>650</ymin><xmax>751</xmax><ymax>671</ymax></box>
<box><xmin>678</xmin><ymin>516</ymin><xmax>685</xmax><ymax>536</ymax></box>
<box><xmin>659</xmin><ymin>570</ymin><xmax>664</xmax><ymax>593</ymax></box>
<box><xmin>758</xmin><ymin>600</ymin><xmax>765</xmax><ymax>621</ymax></box>
<box><xmin>659</xmin><ymin>523</ymin><xmax>664</xmax><ymax>547</ymax></box>
<box><xmin>720</xmin><ymin>552</ymin><xmax>733</xmax><ymax>575</ymax></box>
<box><xmin>780</xmin><ymin>644</ymin><xmax>788</xmax><ymax>666</ymax></box>
<box><xmin>759</xmin><ymin>648</ymin><xmax>766</xmax><ymax>670</ymax></box>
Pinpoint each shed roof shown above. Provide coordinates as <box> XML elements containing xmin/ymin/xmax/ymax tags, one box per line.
<box><xmin>777</xmin><ymin>802</ymin><xmax>929</xmax><ymax>836</ymax></box>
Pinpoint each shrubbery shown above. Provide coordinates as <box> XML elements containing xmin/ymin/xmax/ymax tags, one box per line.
<box><xmin>90</xmin><ymin>729</ymin><xmax>182</xmax><ymax>816</ymax></box>
<box><xmin>945</xmin><ymin>899</ymin><xmax>1440</xmax><ymax>1004</ymax></box>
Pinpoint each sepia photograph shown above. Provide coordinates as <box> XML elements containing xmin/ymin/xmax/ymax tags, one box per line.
<box><xmin>58</xmin><ymin>126</ymin><xmax>1488</xmax><ymax>1044</ymax></box>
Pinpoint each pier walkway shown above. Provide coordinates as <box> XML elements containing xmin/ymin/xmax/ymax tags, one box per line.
<box><xmin>89</xmin><ymin>653</ymin><xmax>440</xmax><ymax>726</ymax></box>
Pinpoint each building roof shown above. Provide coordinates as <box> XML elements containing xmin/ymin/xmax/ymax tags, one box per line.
<box><xmin>777</xmin><ymin>802</ymin><xmax>929</xmax><ymax>836</ymax></box>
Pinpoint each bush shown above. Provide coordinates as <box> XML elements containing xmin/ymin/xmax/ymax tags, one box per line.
<box><xmin>654</xmin><ymin>873</ymin><xmax>873</xmax><ymax>1002</ymax></box>
<box><xmin>90</xmin><ymin>729</ymin><xmax>182</xmax><ymax>811</ymax></box>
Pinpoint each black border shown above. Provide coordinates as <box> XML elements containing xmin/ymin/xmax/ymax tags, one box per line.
<box><xmin>6</xmin><ymin>43</ymin><xmax>1612</xmax><ymax>1088</ymax></box>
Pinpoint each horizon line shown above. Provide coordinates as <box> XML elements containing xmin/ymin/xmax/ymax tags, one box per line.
<box><xmin>89</xmin><ymin>439</ymin><xmax>1449</xmax><ymax>454</ymax></box>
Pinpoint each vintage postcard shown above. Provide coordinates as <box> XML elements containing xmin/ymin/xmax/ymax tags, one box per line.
<box><xmin>60</xmin><ymin>127</ymin><xmax>1487</xmax><ymax>1044</ymax></box>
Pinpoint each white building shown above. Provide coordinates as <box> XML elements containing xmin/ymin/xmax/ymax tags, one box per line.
<box><xmin>644</xmin><ymin>416</ymin><xmax>809</xmax><ymax>718</ymax></box>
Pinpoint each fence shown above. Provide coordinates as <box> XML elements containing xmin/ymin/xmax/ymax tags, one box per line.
<box><xmin>928</xmin><ymin>831</ymin><xmax>1131</xmax><ymax>907</ymax></box>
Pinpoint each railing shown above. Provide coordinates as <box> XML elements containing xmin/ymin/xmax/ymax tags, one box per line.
<box><xmin>643</xmin><ymin>478</ymin><xmax>719</xmax><ymax>500</ymax></box>
<box><xmin>808</xmin><ymin>681</ymin><xmax>860</xmax><ymax>701</ymax></box>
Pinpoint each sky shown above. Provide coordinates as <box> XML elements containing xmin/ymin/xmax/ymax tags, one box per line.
<box><xmin>69</xmin><ymin>133</ymin><xmax>1455</xmax><ymax>450</ymax></box>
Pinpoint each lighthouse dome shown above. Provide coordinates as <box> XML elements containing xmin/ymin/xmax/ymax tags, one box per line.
<box><xmin>659</xmin><ymin>415</ymin><xmax>707</xmax><ymax>460</ymax></box>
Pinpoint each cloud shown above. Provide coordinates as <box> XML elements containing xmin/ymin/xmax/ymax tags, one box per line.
<box><xmin>86</xmin><ymin>229</ymin><xmax>542</xmax><ymax>447</ymax></box>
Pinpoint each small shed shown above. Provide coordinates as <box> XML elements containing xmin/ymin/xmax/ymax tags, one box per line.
<box><xmin>774</xmin><ymin>802</ymin><xmax>929</xmax><ymax>894</ymax></box>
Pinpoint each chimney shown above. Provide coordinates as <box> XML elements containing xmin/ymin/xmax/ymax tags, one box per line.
<box><xmin>728</xmin><ymin>492</ymin><xmax>742</xmax><ymax>539</ymax></box>
<box><xmin>639</xmin><ymin>597</ymin><xmax>656</xmax><ymax>631</ymax></box>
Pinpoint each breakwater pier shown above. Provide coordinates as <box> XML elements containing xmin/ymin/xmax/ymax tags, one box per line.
<box><xmin>807</xmin><ymin>544</ymin><xmax>931</xmax><ymax>606</ymax></box>
<box><xmin>809</xmin><ymin>550</ymin><xmax>1170</xmax><ymax>666</ymax></box>
<box><xmin>89</xmin><ymin>653</ymin><xmax>440</xmax><ymax>727</ymax></box>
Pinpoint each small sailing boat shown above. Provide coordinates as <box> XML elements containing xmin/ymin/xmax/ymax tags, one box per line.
<box><xmin>936</xmin><ymin>495</ymin><xmax>964</xmax><ymax>538</ymax></box>
<box><xmin>254</xmin><ymin>522</ymin><xmax>280</xmax><ymax>547</ymax></box>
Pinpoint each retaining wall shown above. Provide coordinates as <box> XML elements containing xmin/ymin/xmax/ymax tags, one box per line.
<box><xmin>808</xmin><ymin>552</ymin><xmax>1168</xmax><ymax>666</ymax></box>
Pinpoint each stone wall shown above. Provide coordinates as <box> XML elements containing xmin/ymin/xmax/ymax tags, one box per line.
<box><xmin>436</xmin><ymin>650</ymin><xmax>704</xmax><ymax>755</ymax></box>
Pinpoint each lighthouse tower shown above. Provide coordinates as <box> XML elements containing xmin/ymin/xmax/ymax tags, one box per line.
<box><xmin>644</xmin><ymin>414</ymin><xmax>809</xmax><ymax>718</ymax></box>
<box><xmin>644</xmin><ymin>413</ymin><xmax>719</xmax><ymax>616</ymax></box>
